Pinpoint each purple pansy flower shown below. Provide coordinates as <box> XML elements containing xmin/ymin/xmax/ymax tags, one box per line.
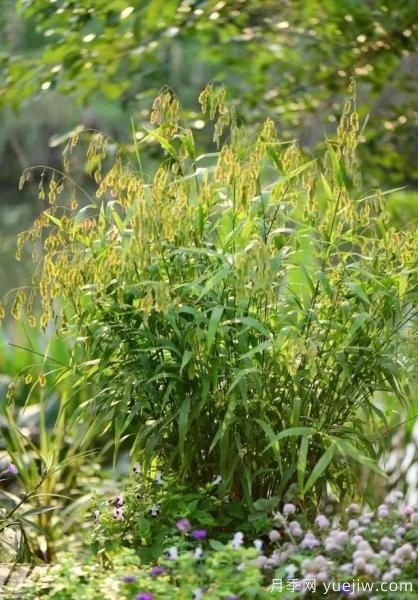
<box><xmin>150</xmin><ymin>566</ymin><xmax>166</xmax><ymax>577</ymax></box>
<box><xmin>192</xmin><ymin>529</ymin><xmax>207</xmax><ymax>540</ymax></box>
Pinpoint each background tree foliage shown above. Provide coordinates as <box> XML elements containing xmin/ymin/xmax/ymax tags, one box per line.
<box><xmin>1</xmin><ymin>0</ymin><xmax>417</xmax><ymax>187</ymax></box>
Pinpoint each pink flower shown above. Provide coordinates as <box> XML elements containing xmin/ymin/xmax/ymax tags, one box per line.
<box><xmin>401</xmin><ymin>506</ymin><xmax>413</xmax><ymax>517</ymax></box>
<box><xmin>6</xmin><ymin>463</ymin><xmax>18</xmax><ymax>475</ymax></box>
<box><xmin>112</xmin><ymin>507</ymin><xmax>124</xmax><ymax>521</ymax></box>
<box><xmin>269</xmin><ymin>529</ymin><xmax>281</xmax><ymax>542</ymax></box>
<box><xmin>301</xmin><ymin>532</ymin><xmax>320</xmax><ymax>549</ymax></box>
<box><xmin>176</xmin><ymin>518</ymin><xmax>191</xmax><ymax>533</ymax></box>
<box><xmin>315</xmin><ymin>515</ymin><xmax>330</xmax><ymax>530</ymax></box>
<box><xmin>377</xmin><ymin>504</ymin><xmax>389</xmax><ymax>519</ymax></box>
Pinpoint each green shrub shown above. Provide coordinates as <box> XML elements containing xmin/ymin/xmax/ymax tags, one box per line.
<box><xmin>10</xmin><ymin>81</ymin><xmax>417</xmax><ymax>507</ymax></box>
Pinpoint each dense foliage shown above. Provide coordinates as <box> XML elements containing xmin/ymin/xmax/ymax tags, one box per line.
<box><xmin>9</xmin><ymin>83</ymin><xmax>416</xmax><ymax>509</ymax></box>
<box><xmin>1</xmin><ymin>1</ymin><xmax>417</xmax><ymax>186</ymax></box>
<box><xmin>12</xmin><ymin>489</ymin><xmax>418</xmax><ymax>599</ymax></box>
<box><xmin>0</xmin><ymin>3</ymin><xmax>417</xmax><ymax>595</ymax></box>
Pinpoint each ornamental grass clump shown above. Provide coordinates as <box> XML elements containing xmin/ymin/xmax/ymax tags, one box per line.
<box><xmin>10</xmin><ymin>81</ymin><xmax>417</xmax><ymax>506</ymax></box>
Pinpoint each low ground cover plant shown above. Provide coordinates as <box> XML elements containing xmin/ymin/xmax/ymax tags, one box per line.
<box><xmin>7</xmin><ymin>81</ymin><xmax>416</xmax><ymax>511</ymax></box>
<box><xmin>14</xmin><ymin>490</ymin><xmax>418</xmax><ymax>599</ymax></box>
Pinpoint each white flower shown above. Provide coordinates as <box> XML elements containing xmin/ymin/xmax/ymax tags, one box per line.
<box><xmin>253</xmin><ymin>539</ymin><xmax>263</xmax><ymax>552</ymax></box>
<box><xmin>212</xmin><ymin>475</ymin><xmax>223</xmax><ymax>485</ymax></box>
<box><xmin>194</xmin><ymin>547</ymin><xmax>204</xmax><ymax>560</ymax></box>
<box><xmin>132</xmin><ymin>462</ymin><xmax>141</xmax><ymax>474</ymax></box>
<box><xmin>154</xmin><ymin>471</ymin><xmax>164</xmax><ymax>485</ymax></box>
<box><xmin>148</xmin><ymin>504</ymin><xmax>160</xmax><ymax>517</ymax></box>
<box><xmin>283</xmin><ymin>503</ymin><xmax>296</xmax><ymax>516</ymax></box>
<box><xmin>192</xmin><ymin>588</ymin><xmax>203</xmax><ymax>600</ymax></box>
<box><xmin>166</xmin><ymin>546</ymin><xmax>178</xmax><ymax>560</ymax></box>
<box><xmin>231</xmin><ymin>531</ymin><xmax>244</xmax><ymax>549</ymax></box>
<box><xmin>348</xmin><ymin>519</ymin><xmax>359</xmax><ymax>530</ymax></box>
<box><xmin>285</xmin><ymin>564</ymin><xmax>298</xmax><ymax>579</ymax></box>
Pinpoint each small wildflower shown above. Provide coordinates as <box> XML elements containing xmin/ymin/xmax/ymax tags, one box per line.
<box><xmin>115</xmin><ymin>495</ymin><xmax>124</xmax><ymax>507</ymax></box>
<box><xmin>192</xmin><ymin>589</ymin><xmax>203</xmax><ymax>600</ymax></box>
<box><xmin>5</xmin><ymin>463</ymin><xmax>18</xmax><ymax>475</ymax></box>
<box><xmin>132</xmin><ymin>463</ymin><xmax>141</xmax><ymax>474</ymax></box>
<box><xmin>148</xmin><ymin>504</ymin><xmax>160</xmax><ymax>517</ymax></box>
<box><xmin>269</xmin><ymin>529</ymin><xmax>281</xmax><ymax>542</ymax></box>
<box><xmin>285</xmin><ymin>564</ymin><xmax>298</xmax><ymax>579</ymax></box>
<box><xmin>348</xmin><ymin>519</ymin><xmax>358</xmax><ymax>530</ymax></box>
<box><xmin>380</xmin><ymin>536</ymin><xmax>395</xmax><ymax>551</ymax></box>
<box><xmin>401</xmin><ymin>506</ymin><xmax>413</xmax><ymax>517</ymax></box>
<box><xmin>194</xmin><ymin>547</ymin><xmax>204</xmax><ymax>560</ymax></box>
<box><xmin>377</xmin><ymin>504</ymin><xmax>389</xmax><ymax>519</ymax></box>
<box><xmin>253</xmin><ymin>539</ymin><xmax>263</xmax><ymax>552</ymax></box>
<box><xmin>154</xmin><ymin>471</ymin><xmax>164</xmax><ymax>485</ymax></box>
<box><xmin>192</xmin><ymin>529</ymin><xmax>207</xmax><ymax>540</ymax></box>
<box><xmin>112</xmin><ymin>507</ymin><xmax>124</xmax><ymax>521</ymax></box>
<box><xmin>315</xmin><ymin>515</ymin><xmax>330</xmax><ymax>530</ymax></box>
<box><xmin>288</xmin><ymin>520</ymin><xmax>303</xmax><ymax>537</ymax></box>
<box><xmin>253</xmin><ymin>555</ymin><xmax>268</xmax><ymax>569</ymax></box>
<box><xmin>123</xmin><ymin>575</ymin><xmax>136</xmax><ymax>583</ymax></box>
<box><xmin>176</xmin><ymin>518</ymin><xmax>191</xmax><ymax>533</ymax></box>
<box><xmin>385</xmin><ymin>490</ymin><xmax>403</xmax><ymax>505</ymax></box>
<box><xmin>150</xmin><ymin>566</ymin><xmax>166</xmax><ymax>577</ymax></box>
<box><xmin>136</xmin><ymin>593</ymin><xmax>153</xmax><ymax>600</ymax></box>
<box><xmin>166</xmin><ymin>546</ymin><xmax>178</xmax><ymax>560</ymax></box>
<box><xmin>231</xmin><ymin>532</ymin><xmax>244</xmax><ymax>549</ymax></box>
<box><xmin>301</xmin><ymin>531</ymin><xmax>320</xmax><ymax>549</ymax></box>
<box><xmin>283</xmin><ymin>503</ymin><xmax>296</xmax><ymax>516</ymax></box>
<box><xmin>346</xmin><ymin>503</ymin><xmax>361</xmax><ymax>515</ymax></box>
<box><xmin>212</xmin><ymin>475</ymin><xmax>223</xmax><ymax>485</ymax></box>
<box><xmin>94</xmin><ymin>510</ymin><xmax>100</xmax><ymax>524</ymax></box>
